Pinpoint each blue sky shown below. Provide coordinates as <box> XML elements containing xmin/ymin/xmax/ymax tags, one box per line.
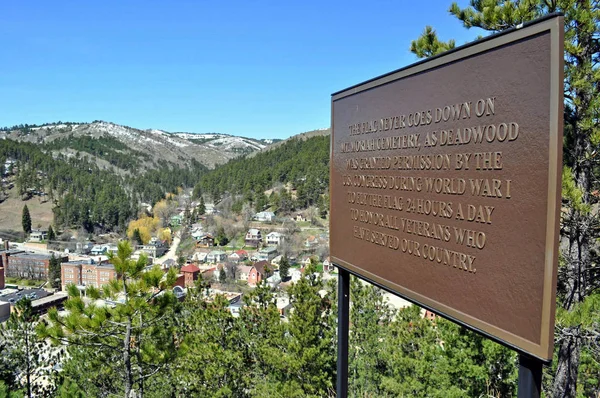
<box><xmin>0</xmin><ymin>1</ymin><xmax>481</xmax><ymax>139</ymax></box>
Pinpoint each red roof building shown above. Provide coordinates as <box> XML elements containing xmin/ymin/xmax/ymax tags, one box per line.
<box><xmin>248</xmin><ymin>261</ymin><xmax>270</xmax><ymax>286</ymax></box>
<box><xmin>229</xmin><ymin>250</ymin><xmax>249</xmax><ymax>263</ymax></box>
<box><xmin>181</xmin><ymin>264</ymin><xmax>200</xmax><ymax>287</ymax></box>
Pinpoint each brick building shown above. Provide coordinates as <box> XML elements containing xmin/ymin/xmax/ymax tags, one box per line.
<box><xmin>0</xmin><ymin>250</ymin><xmax>24</xmax><ymax>276</ymax></box>
<box><xmin>248</xmin><ymin>261</ymin><xmax>270</xmax><ymax>286</ymax></box>
<box><xmin>0</xmin><ymin>250</ymin><xmax>67</xmax><ymax>280</ymax></box>
<box><xmin>180</xmin><ymin>264</ymin><xmax>200</xmax><ymax>287</ymax></box>
<box><xmin>61</xmin><ymin>260</ymin><xmax>117</xmax><ymax>290</ymax></box>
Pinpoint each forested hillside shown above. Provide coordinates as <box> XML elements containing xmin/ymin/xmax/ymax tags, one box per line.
<box><xmin>0</xmin><ymin>139</ymin><xmax>206</xmax><ymax>232</ymax></box>
<box><xmin>196</xmin><ymin>135</ymin><xmax>330</xmax><ymax>210</ymax></box>
<box><xmin>0</xmin><ymin>124</ymin><xmax>329</xmax><ymax>234</ymax></box>
<box><xmin>44</xmin><ymin>135</ymin><xmax>152</xmax><ymax>172</ymax></box>
<box><xmin>0</xmin><ymin>121</ymin><xmax>273</xmax><ymax>169</ymax></box>
<box><xmin>1</xmin><ymin>131</ymin><xmax>330</xmax><ymax>234</ymax></box>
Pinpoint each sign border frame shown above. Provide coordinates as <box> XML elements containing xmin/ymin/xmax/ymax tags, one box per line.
<box><xmin>330</xmin><ymin>14</ymin><xmax>563</xmax><ymax>362</ymax></box>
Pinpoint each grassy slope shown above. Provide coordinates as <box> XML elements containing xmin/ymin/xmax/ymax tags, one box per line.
<box><xmin>0</xmin><ymin>185</ymin><xmax>54</xmax><ymax>238</ymax></box>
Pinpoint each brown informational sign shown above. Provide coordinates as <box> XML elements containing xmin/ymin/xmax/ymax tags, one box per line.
<box><xmin>330</xmin><ymin>16</ymin><xmax>563</xmax><ymax>361</ymax></box>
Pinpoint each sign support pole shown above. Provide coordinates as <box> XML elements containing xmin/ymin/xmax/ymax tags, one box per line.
<box><xmin>517</xmin><ymin>354</ymin><xmax>543</xmax><ymax>398</ymax></box>
<box><xmin>337</xmin><ymin>267</ymin><xmax>350</xmax><ymax>398</ymax></box>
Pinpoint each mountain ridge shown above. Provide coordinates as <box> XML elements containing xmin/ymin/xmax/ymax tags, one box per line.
<box><xmin>0</xmin><ymin>121</ymin><xmax>285</xmax><ymax>170</ymax></box>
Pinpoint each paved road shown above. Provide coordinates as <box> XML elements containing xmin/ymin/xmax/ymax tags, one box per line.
<box><xmin>157</xmin><ymin>234</ymin><xmax>181</xmax><ymax>264</ymax></box>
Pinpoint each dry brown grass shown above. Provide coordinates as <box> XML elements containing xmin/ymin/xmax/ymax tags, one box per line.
<box><xmin>0</xmin><ymin>185</ymin><xmax>54</xmax><ymax>234</ymax></box>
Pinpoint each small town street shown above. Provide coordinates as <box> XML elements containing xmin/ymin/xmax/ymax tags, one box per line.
<box><xmin>157</xmin><ymin>233</ymin><xmax>181</xmax><ymax>264</ymax></box>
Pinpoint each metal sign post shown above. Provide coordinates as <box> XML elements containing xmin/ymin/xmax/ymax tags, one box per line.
<box><xmin>336</xmin><ymin>268</ymin><xmax>350</xmax><ymax>398</ymax></box>
<box><xmin>518</xmin><ymin>354</ymin><xmax>543</xmax><ymax>398</ymax></box>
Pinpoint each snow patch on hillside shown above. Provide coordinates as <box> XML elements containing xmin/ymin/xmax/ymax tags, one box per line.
<box><xmin>31</xmin><ymin>124</ymin><xmax>71</xmax><ymax>131</ymax></box>
<box><xmin>5</xmin><ymin>120</ymin><xmax>279</xmax><ymax>169</ymax></box>
<box><xmin>173</xmin><ymin>133</ymin><xmax>226</xmax><ymax>140</ymax></box>
<box><xmin>148</xmin><ymin>129</ymin><xmax>168</xmax><ymax>136</ymax></box>
<box><xmin>165</xmin><ymin>137</ymin><xmax>189</xmax><ymax>148</ymax></box>
<box><xmin>206</xmin><ymin>136</ymin><xmax>265</xmax><ymax>151</ymax></box>
<box><xmin>170</xmin><ymin>133</ymin><xmax>264</xmax><ymax>151</ymax></box>
<box><xmin>92</xmin><ymin>122</ymin><xmax>167</xmax><ymax>147</ymax></box>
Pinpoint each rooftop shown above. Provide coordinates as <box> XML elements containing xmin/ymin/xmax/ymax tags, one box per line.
<box><xmin>238</xmin><ymin>265</ymin><xmax>253</xmax><ymax>274</ymax></box>
<box><xmin>181</xmin><ymin>264</ymin><xmax>200</xmax><ymax>273</ymax></box>
<box><xmin>63</xmin><ymin>259</ymin><xmax>95</xmax><ymax>266</ymax></box>
<box><xmin>0</xmin><ymin>249</ymin><xmax>25</xmax><ymax>255</ymax></box>
<box><xmin>253</xmin><ymin>261</ymin><xmax>270</xmax><ymax>273</ymax></box>
<box><xmin>63</xmin><ymin>260</ymin><xmax>114</xmax><ymax>269</ymax></box>
<box><xmin>31</xmin><ymin>292</ymin><xmax>68</xmax><ymax>308</ymax></box>
<box><xmin>205</xmin><ymin>289</ymin><xmax>241</xmax><ymax>304</ymax></box>
<box><xmin>0</xmin><ymin>288</ymin><xmax>52</xmax><ymax>304</ymax></box>
<box><xmin>8</xmin><ymin>252</ymin><xmax>54</xmax><ymax>261</ymax></box>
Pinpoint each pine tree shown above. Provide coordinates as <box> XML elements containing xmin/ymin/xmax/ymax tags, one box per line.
<box><xmin>286</xmin><ymin>260</ymin><xmax>335</xmax><ymax>395</ymax></box>
<box><xmin>190</xmin><ymin>207</ymin><xmax>198</xmax><ymax>223</ymax></box>
<box><xmin>278</xmin><ymin>189</ymin><xmax>293</xmax><ymax>213</ymax></box>
<box><xmin>54</xmin><ymin>378</ymin><xmax>85</xmax><ymax>398</ymax></box>
<box><xmin>1</xmin><ymin>298</ymin><xmax>60</xmax><ymax>397</ymax></box>
<box><xmin>38</xmin><ymin>241</ymin><xmax>179</xmax><ymax>397</ymax></box>
<box><xmin>410</xmin><ymin>2</ymin><xmax>600</xmax><ymax>396</ymax></box>
<box><xmin>219</xmin><ymin>266</ymin><xmax>226</xmax><ymax>284</ymax></box>
<box><xmin>318</xmin><ymin>194</ymin><xmax>329</xmax><ymax>218</ymax></box>
<box><xmin>198</xmin><ymin>196</ymin><xmax>206</xmax><ymax>216</ymax></box>
<box><xmin>48</xmin><ymin>254</ymin><xmax>61</xmax><ymax>289</ymax></box>
<box><xmin>192</xmin><ymin>184</ymin><xmax>203</xmax><ymax>200</ymax></box>
<box><xmin>269</xmin><ymin>191</ymin><xmax>279</xmax><ymax>209</ymax></box>
<box><xmin>255</xmin><ymin>191</ymin><xmax>268</xmax><ymax>212</ymax></box>
<box><xmin>47</xmin><ymin>225</ymin><xmax>55</xmax><ymax>242</ymax></box>
<box><xmin>410</xmin><ymin>26</ymin><xmax>455</xmax><ymax>58</ymax></box>
<box><xmin>170</xmin><ymin>284</ymin><xmax>246</xmax><ymax>396</ymax></box>
<box><xmin>216</xmin><ymin>226</ymin><xmax>228</xmax><ymax>246</ymax></box>
<box><xmin>237</xmin><ymin>281</ymin><xmax>288</xmax><ymax>395</ymax></box>
<box><xmin>183</xmin><ymin>204</ymin><xmax>191</xmax><ymax>226</ymax></box>
<box><xmin>349</xmin><ymin>277</ymin><xmax>395</xmax><ymax>395</ymax></box>
<box><xmin>132</xmin><ymin>228</ymin><xmax>143</xmax><ymax>246</ymax></box>
<box><xmin>21</xmin><ymin>205</ymin><xmax>31</xmax><ymax>234</ymax></box>
<box><xmin>279</xmin><ymin>255</ymin><xmax>290</xmax><ymax>281</ymax></box>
